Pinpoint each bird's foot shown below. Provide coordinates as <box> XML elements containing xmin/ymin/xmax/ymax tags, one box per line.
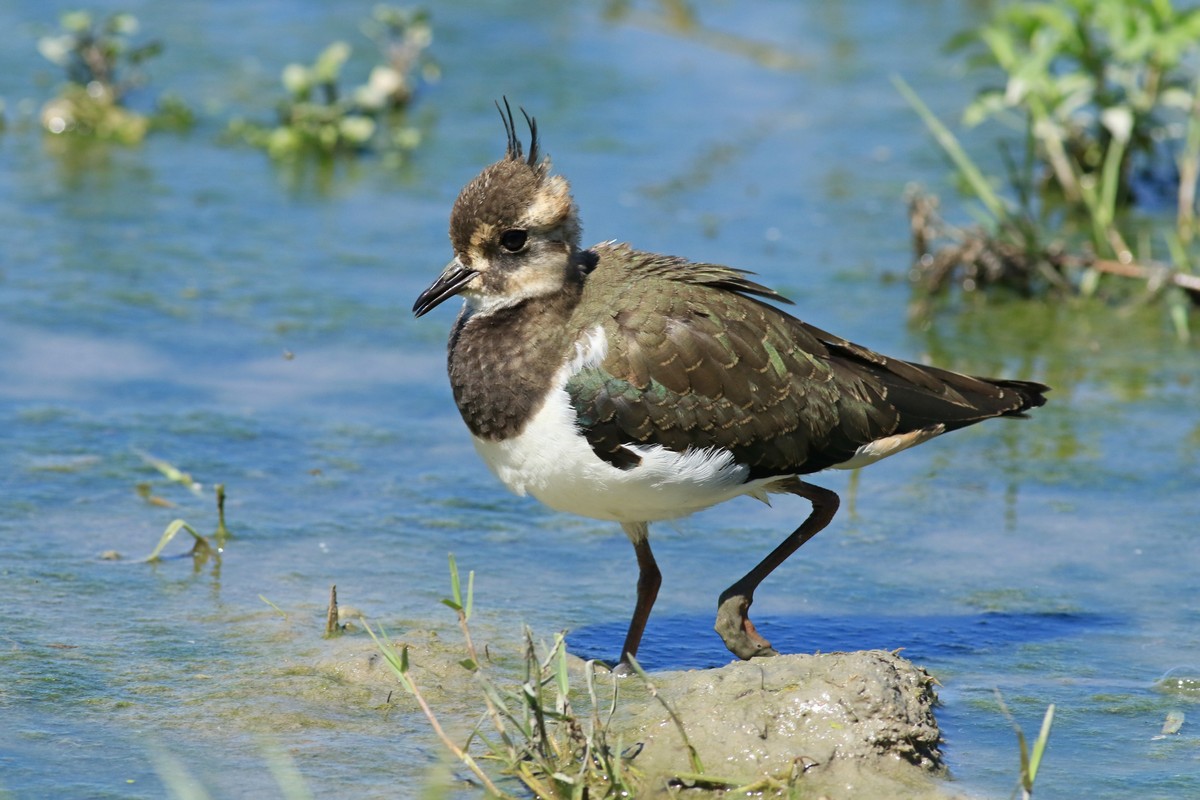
<box><xmin>715</xmin><ymin>594</ymin><xmax>779</xmax><ymax>660</ymax></box>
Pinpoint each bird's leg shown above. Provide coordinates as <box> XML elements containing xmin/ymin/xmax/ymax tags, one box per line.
<box><xmin>715</xmin><ymin>480</ymin><xmax>840</xmax><ymax>660</ymax></box>
<box><xmin>616</xmin><ymin>521</ymin><xmax>660</xmax><ymax>673</ymax></box>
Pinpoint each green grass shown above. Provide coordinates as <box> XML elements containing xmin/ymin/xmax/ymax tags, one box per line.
<box><xmin>366</xmin><ymin>554</ymin><xmax>643</xmax><ymax>798</ymax></box>
<box><xmin>995</xmin><ymin>690</ymin><xmax>1055</xmax><ymax>800</ymax></box>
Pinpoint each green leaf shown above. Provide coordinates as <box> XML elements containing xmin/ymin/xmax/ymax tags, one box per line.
<box><xmin>554</xmin><ymin>641</ymin><xmax>570</xmax><ymax>699</ymax></box>
<box><xmin>109</xmin><ymin>13</ymin><xmax>139</xmax><ymax>36</ymax></box>
<box><xmin>448</xmin><ymin>553</ymin><xmax>462</xmax><ymax>607</ymax></box>
<box><xmin>962</xmin><ymin>89</ymin><xmax>1008</xmax><ymax>127</ymax></box>
<box><xmin>980</xmin><ymin>25</ymin><xmax>1018</xmax><ymax>69</ymax></box>
<box><xmin>313</xmin><ymin>41</ymin><xmax>350</xmax><ymax>84</ymax></box>
<box><xmin>61</xmin><ymin>11</ymin><xmax>92</xmax><ymax>33</ymax></box>
<box><xmin>141</xmin><ymin>519</ymin><xmax>206</xmax><ymax>562</ymax></box>
<box><xmin>1027</xmin><ymin>704</ymin><xmax>1056</xmax><ymax>786</ymax></box>
<box><xmin>1168</xmin><ymin>289</ymin><xmax>1191</xmax><ymax>342</ymax></box>
<box><xmin>281</xmin><ymin>64</ymin><xmax>312</xmax><ymax>97</ymax></box>
<box><xmin>464</xmin><ymin>569</ymin><xmax>474</xmax><ymax>621</ymax></box>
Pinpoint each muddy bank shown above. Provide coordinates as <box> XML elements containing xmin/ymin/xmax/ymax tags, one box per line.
<box><xmin>318</xmin><ymin>625</ymin><xmax>962</xmax><ymax>797</ymax></box>
<box><xmin>610</xmin><ymin>650</ymin><xmax>954</xmax><ymax>798</ymax></box>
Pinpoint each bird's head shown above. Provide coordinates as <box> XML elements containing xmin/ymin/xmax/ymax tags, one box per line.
<box><xmin>413</xmin><ymin>100</ymin><xmax>583</xmax><ymax>318</ymax></box>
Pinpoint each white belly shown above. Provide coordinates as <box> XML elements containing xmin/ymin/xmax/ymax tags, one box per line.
<box><xmin>471</xmin><ymin>384</ymin><xmax>785</xmax><ymax>523</ymax></box>
<box><xmin>465</xmin><ymin>322</ymin><xmax>923</xmax><ymax>523</ymax></box>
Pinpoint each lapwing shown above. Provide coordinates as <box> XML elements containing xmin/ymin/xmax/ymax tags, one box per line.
<box><xmin>413</xmin><ymin>101</ymin><xmax>1048</xmax><ymax>668</ymax></box>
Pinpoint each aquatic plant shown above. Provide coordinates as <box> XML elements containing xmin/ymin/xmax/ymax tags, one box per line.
<box><xmin>995</xmin><ymin>692</ymin><xmax>1055</xmax><ymax>800</ymax></box>
<box><xmin>36</xmin><ymin>10</ymin><xmax>193</xmax><ymax>143</ymax></box>
<box><xmin>366</xmin><ymin>555</ymin><xmax>643</xmax><ymax>798</ymax></box>
<box><xmin>135</xmin><ymin>472</ymin><xmax>231</xmax><ymax>571</ymax></box>
<box><xmin>898</xmin><ymin>0</ymin><xmax>1200</xmax><ymax>340</ymax></box>
<box><xmin>950</xmin><ymin>0</ymin><xmax>1200</xmax><ymax>216</ymax></box>
<box><xmin>228</xmin><ymin>5</ymin><xmax>435</xmax><ymax>160</ymax></box>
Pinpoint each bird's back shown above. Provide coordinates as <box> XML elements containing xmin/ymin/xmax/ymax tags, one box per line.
<box><xmin>565</xmin><ymin>242</ymin><xmax>1047</xmax><ymax>479</ymax></box>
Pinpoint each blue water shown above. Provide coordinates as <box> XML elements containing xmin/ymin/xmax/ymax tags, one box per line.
<box><xmin>2</xmin><ymin>1</ymin><xmax>1198</xmax><ymax>797</ymax></box>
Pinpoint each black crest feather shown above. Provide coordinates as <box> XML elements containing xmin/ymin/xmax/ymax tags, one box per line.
<box><xmin>497</xmin><ymin>97</ymin><xmax>539</xmax><ymax>167</ymax></box>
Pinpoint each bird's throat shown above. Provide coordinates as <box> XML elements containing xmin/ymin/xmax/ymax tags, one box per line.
<box><xmin>447</xmin><ymin>286</ymin><xmax>583</xmax><ymax>441</ymax></box>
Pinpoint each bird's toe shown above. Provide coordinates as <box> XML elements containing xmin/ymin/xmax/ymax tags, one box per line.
<box><xmin>715</xmin><ymin>594</ymin><xmax>778</xmax><ymax>660</ymax></box>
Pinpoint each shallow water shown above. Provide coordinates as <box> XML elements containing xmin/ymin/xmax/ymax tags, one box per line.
<box><xmin>2</xmin><ymin>1</ymin><xmax>1198</xmax><ymax>797</ymax></box>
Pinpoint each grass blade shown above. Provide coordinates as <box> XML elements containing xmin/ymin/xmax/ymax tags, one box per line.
<box><xmin>444</xmin><ymin>553</ymin><xmax>463</xmax><ymax>611</ymax></box>
<box><xmin>141</xmin><ymin>519</ymin><xmax>207</xmax><ymax>562</ymax></box>
<box><xmin>625</xmin><ymin>655</ymin><xmax>704</xmax><ymax>775</ymax></box>
<box><xmin>1026</xmin><ymin>703</ymin><xmax>1055</xmax><ymax>789</ymax></box>
<box><xmin>892</xmin><ymin>73</ymin><xmax>1009</xmax><ymax>222</ymax></box>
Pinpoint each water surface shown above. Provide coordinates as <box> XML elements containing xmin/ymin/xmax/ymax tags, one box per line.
<box><xmin>2</xmin><ymin>1</ymin><xmax>1198</xmax><ymax>797</ymax></box>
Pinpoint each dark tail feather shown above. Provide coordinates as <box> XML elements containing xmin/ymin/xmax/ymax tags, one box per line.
<box><xmin>806</xmin><ymin>321</ymin><xmax>1048</xmax><ymax>423</ymax></box>
<box><xmin>990</xmin><ymin>378</ymin><xmax>1050</xmax><ymax>416</ymax></box>
<box><xmin>871</xmin><ymin>363</ymin><xmax>1049</xmax><ymax>435</ymax></box>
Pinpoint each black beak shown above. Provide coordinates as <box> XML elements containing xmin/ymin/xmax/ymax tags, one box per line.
<box><xmin>413</xmin><ymin>259</ymin><xmax>478</xmax><ymax>317</ymax></box>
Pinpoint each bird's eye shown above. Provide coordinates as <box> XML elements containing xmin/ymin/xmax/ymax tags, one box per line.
<box><xmin>500</xmin><ymin>229</ymin><xmax>528</xmax><ymax>252</ymax></box>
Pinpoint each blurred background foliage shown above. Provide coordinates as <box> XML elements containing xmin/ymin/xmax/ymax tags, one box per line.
<box><xmin>14</xmin><ymin>1</ymin><xmax>1200</xmax><ymax>336</ymax></box>
<box><xmin>902</xmin><ymin>0</ymin><xmax>1200</xmax><ymax>338</ymax></box>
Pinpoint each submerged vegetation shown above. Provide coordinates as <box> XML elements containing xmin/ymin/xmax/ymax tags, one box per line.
<box><xmin>36</xmin><ymin>10</ymin><xmax>193</xmax><ymax>143</ymax></box>
<box><xmin>121</xmin><ymin>451</ymin><xmax>232</xmax><ymax>570</ymax></box>
<box><xmin>136</xmin><ymin>482</ymin><xmax>231</xmax><ymax>571</ymax></box>
<box><xmin>899</xmin><ymin>0</ymin><xmax>1200</xmax><ymax>339</ymax></box>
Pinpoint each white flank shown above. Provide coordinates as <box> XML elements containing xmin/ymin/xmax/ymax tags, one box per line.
<box><xmin>471</xmin><ymin>324</ymin><xmax>788</xmax><ymax>523</ymax></box>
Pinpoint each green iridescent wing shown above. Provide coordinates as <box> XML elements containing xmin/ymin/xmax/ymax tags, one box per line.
<box><xmin>565</xmin><ymin>246</ymin><xmax>1044</xmax><ymax>478</ymax></box>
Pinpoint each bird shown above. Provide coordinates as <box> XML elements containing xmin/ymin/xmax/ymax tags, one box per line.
<box><xmin>413</xmin><ymin>100</ymin><xmax>1048</xmax><ymax>669</ymax></box>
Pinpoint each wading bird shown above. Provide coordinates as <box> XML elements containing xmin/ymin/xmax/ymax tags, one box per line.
<box><xmin>414</xmin><ymin>102</ymin><xmax>1048</xmax><ymax>668</ymax></box>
